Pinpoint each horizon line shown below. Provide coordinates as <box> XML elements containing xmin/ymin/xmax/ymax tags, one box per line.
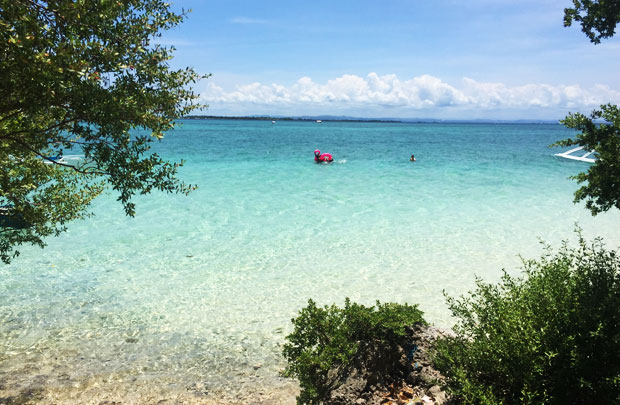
<box><xmin>183</xmin><ymin>114</ymin><xmax>563</xmax><ymax>124</ymax></box>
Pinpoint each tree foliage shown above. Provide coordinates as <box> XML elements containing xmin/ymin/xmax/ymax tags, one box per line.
<box><xmin>564</xmin><ymin>0</ymin><xmax>620</xmax><ymax>44</ymax></box>
<box><xmin>559</xmin><ymin>1</ymin><xmax>620</xmax><ymax>215</ymax></box>
<box><xmin>282</xmin><ymin>299</ymin><xmax>426</xmax><ymax>404</ymax></box>
<box><xmin>434</xmin><ymin>234</ymin><xmax>620</xmax><ymax>404</ymax></box>
<box><xmin>0</xmin><ymin>0</ymin><xmax>206</xmax><ymax>263</ymax></box>
<box><xmin>556</xmin><ymin>104</ymin><xmax>620</xmax><ymax>215</ymax></box>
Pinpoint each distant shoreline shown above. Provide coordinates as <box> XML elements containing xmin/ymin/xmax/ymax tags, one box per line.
<box><xmin>184</xmin><ymin>115</ymin><xmax>561</xmax><ymax>125</ymax></box>
<box><xmin>185</xmin><ymin>115</ymin><xmax>400</xmax><ymax>124</ymax></box>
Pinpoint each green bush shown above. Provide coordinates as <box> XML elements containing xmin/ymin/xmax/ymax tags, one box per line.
<box><xmin>282</xmin><ymin>298</ymin><xmax>426</xmax><ymax>404</ymax></box>
<box><xmin>434</xmin><ymin>234</ymin><xmax>620</xmax><ymax>404</ymax></box>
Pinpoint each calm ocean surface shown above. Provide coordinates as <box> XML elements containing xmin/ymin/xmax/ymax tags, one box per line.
<box><xmin>1</xmin><ymin>119</ymin><xmax>619</xmax><ymax>401</ymax></box>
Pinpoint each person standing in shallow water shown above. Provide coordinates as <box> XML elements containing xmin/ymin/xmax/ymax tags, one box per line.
<box><xmin>410</xmin><ymin>154</ymin><xmax>416</xmax><ymax>162</ymax></box>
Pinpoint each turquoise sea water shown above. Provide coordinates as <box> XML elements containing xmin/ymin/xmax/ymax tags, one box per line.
<box><xmin>1</xmin><ymin>119</ymin><xmax>619</xmax><ymax>401</ymax></box>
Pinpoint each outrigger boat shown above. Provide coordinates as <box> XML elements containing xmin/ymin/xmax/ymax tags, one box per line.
<box><xmin>554</xmin><ymin>146</ymin><xmax>596</xmax><ymax>163</ymax></box>
<box><xmin>42</xmin><ymin>154</ymin><xmax>82</xmax><ymax>165</ymax></box>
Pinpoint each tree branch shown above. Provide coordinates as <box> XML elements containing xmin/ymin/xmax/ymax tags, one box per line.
<box><xmin>0</xmin><ymin>118</ymin><xmax>76</xmax><ymax>141</ymax></box>
<box><xmin>4</xmin><ymin>136</ymin><xmax>109</xmax><ymax>176</ymax></box>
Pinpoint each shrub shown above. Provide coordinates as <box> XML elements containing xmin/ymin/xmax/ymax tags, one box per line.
<box><xmin>434</xmin><ymin>233</ymin><xmax>620</xmax><ymax>404</ymax></box>
<box><xmin>282</xmin><ymin>298</ymin><xmax>426</xmax><ymax>404</ymax></box>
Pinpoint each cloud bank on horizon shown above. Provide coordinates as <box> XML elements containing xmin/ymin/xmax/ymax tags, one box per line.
<box><xmin>201</xmin><ymin>73</ymin><xmax>620</xmax><ymax>119</ymax></box>
<box><xmin>168</xmin><ymin>1</ymin><xmax>620</xmax><ymax>119</ymax></box>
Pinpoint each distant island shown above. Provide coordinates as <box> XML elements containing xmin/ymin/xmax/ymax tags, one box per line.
<box><xmin>184</xmin><ymin>115</ymin><xmax>561</xmax><ymax>124</ymax></box>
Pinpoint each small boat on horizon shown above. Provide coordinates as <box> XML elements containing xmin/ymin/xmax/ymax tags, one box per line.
<box><xmin>316</xmin><ymin>120</ymin><xmax>322</xmax><ymax>123</ymax></box>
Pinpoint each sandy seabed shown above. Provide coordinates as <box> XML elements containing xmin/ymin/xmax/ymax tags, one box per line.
<box><xmin>0</xmin><ymin>360</ymin><xmax>299</xmax><ymax>404</ymax></box>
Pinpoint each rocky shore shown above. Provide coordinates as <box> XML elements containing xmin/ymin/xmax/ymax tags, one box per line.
<box><xmin>1</xmin><ymin>325</ymin><xmax>449</xmax><ymax>404</ymax></box>
<box><xmin>325</xmin><ymin>324</ymin><xmax>452</xmax><ymax>405</ymax></box>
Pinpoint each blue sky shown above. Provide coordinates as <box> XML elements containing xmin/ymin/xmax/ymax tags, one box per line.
<box><xmin>161</xmin><ymin>0</ymin><xmax>620</xmax><ymax>119</ymax></box>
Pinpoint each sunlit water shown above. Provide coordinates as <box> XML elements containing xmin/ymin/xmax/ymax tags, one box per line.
<box><xmin>1</xmin><ymin>120</ymin><xmax>619</xmax><ymax>402</ymax></box>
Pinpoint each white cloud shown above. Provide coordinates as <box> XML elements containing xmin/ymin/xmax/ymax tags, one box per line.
<box><xmin>460</xmin><ymin>78</ymin><xmax>620</xmax><ymax>109</ymax></box>
<box><xmin>200</xmin><ymin>73</ymin><xmax>620</xmax><ymax>117</ymax></box>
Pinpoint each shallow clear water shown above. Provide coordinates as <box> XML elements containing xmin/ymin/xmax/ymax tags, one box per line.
<box><xmin>1</xmin><ymin>120</ymin><xmax>619</xmax><ymax>401</ymax></box>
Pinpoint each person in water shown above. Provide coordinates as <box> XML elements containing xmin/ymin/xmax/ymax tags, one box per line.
<box><xmin>314</xmin><ymin>149</ymin><xmax>334</xmax><ymax>163</ymax></box>
<box><xmin>410</xmin><ymin>154</ymin><xmax>416</xmax><ymax>162</ymax></box>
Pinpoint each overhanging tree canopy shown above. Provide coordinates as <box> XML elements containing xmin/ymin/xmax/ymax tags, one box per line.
<box><xmin>559</xmin><ymin>0</ymin><xmax>620</xmax><ymax>215</ymax></box>
<box><xmin>558</xmin><ymin>104</ymin><xmax>620</xmax><ymax>215</ymax></box>
<box><xmin>564</xmin><ymin>0</ymin><xmax>620</xmax><ymax>44</ymax></box>
<box><xmin>0</xmin><ymin>0</ymin><xmax>206</xmax><ymax>263</ymax></box>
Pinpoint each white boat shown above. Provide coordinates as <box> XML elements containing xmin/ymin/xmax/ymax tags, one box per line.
<box><xmin>272</xmin><ymin>120</ymin><xmax>276</xmax><ymax>124</ymax></box>
<box><xmin>554</xmin><ymin>146</ymin><xmax>596</xmax><ymax>163</ymax></box>
<box><xmin>316</xmin><ymin>120</ymin><xmax>322</xmax><ymax>123</ymax></box>
<box><xmin>43</xmin><ymin>155</ymin><xmax>83</xmax><ymax>165</ymax></box>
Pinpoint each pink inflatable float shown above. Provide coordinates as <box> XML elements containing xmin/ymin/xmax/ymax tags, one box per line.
<box><xmin>314</xmin><ymin>149</ymin><xmax>334</xmax><ymax>163</ymax></box>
